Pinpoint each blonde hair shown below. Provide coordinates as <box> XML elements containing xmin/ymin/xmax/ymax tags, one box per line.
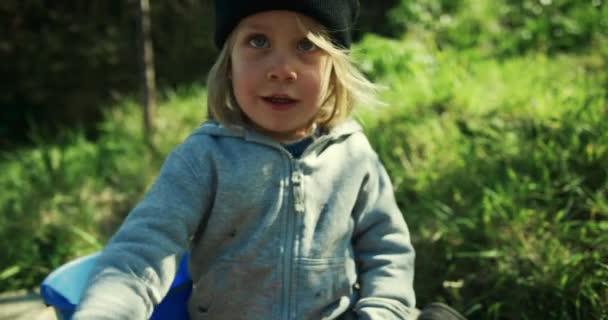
<box><xmin>206</xmin><ymin>17</ymin><xmax>380</xmax><ymax>130</ymax></box>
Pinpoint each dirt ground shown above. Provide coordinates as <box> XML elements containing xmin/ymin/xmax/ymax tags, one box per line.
<box><xmin>0</xmin><ymin>290</ymin><xmax>57</xmax><ymax>320</ymax></box>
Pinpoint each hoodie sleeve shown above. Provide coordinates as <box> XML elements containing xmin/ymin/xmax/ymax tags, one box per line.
<box><xmin>351</xmin><ymin>157</ymin><xmax>416</xmax><ymax>320</ymax></box>
<box><xmin>72</xmin><ymin>140</ymin><xmax>215</xmax><ymax>320</ymax></box>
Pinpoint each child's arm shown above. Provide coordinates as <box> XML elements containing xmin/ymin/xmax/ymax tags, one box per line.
<box><xmin>351</xmin><ymin>158</ymin><xmax>416</xmax><ymax>320</ymax></box>
<box><xmin>72</xmin><ymin>141</ymin><xmax>214</xmax><ymax>320</ymax></box>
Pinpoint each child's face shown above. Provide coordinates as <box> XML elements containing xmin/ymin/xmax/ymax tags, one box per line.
<box><xmin>230</xmin><ymin>11</ymin><xmax>332</xmax><ymax>142</ymax></box>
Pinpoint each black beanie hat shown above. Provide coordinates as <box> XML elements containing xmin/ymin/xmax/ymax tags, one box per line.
<box><xmin>214</xmin><ymin>0</ymin><xmax>360</xmax><ymax>49</ymax></box>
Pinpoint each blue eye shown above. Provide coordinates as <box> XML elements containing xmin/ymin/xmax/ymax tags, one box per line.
<box><xmin>248</xmin><ymin>34</ymin><xmax>269</xmax><ymax>48</ymax></box>
<box><xmin>297</xmin><ymin>38</ymin><xmax>317</xmax><ymax>52</ymax></box>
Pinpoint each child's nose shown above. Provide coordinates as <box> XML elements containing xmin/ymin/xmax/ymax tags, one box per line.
<box><xmin>266</xmin><ymin>54</ymin><xmax>298</xmax><ymax>82</ymax></box>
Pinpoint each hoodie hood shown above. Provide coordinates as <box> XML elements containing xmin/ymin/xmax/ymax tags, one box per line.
<box><xmin>191</xmin><ymin>119</ymin><xmax>364</xmax><ymax>147</ymax></box>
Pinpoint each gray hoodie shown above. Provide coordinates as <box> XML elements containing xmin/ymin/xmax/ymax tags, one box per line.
<box><xmin>73</xmin><ymin>119</ymin><xmax>416</xmax><ymax>320</ymax></box>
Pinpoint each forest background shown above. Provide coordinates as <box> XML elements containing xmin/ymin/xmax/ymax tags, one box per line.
<box><xmin>1</xmin><ymin>0</ymin><xmax>607</xmax><ymax>319</ymax></box>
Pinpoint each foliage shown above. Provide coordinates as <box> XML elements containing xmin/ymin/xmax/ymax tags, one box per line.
<box><xmin>387</xmin><ymin>0</ymin><xmax>608</xmax><ymax>56</ymax></box>
<box><xmin>358</xmin><ymin>34</ymin><xmax>608</xmax><ymax>319</ymax></box>
<box><xmin>354</xmin><ymin>0</ymin><xmax>401</xmax><ymax>40</ymax></box>
<box><xmin>386</xmin><ymin>0</ymin><xmax>463</xmax><ymax>37</ymax></box>
<box><xmin>0</xmin><ymin>86</ymin><xmax>207</xmax><ymax>291</ymax></box>
<box><xmin>0</xmin><ymin>0</ymin><xmax>215</xmax><ymax>149</ymax></box>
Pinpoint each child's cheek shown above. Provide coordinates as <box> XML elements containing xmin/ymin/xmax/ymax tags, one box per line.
<box><xmin>305</xmin><ymin>66</ymin><xmax>330</xmax><ymax>96</ymax></box>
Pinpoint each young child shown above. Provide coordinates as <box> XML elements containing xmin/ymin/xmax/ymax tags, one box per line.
<box><xmin>73</xmin><ymin>1</ymin><xmax>452</xmax><ymax>319</ymax></box>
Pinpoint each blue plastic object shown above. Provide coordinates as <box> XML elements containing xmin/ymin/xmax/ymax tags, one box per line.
<box><xmin>40</xmin><ymin>252</ymin><xmax>192</xmax><ymax>320</ymax></box>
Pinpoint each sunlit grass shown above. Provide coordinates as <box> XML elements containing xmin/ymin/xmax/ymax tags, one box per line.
<box><xmin>357</xmin><ymin>34</ymin><xmax>607</xmax><ymax>319</ymax></box>
<box><xmin>0</xmin><ymin>85</ymin><xmax>208</xmax><ymax>291</ymax></box>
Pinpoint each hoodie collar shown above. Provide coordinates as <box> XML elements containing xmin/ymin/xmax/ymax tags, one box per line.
<box><xmin>192</xmin><ymin>118</ymin><xmax>363</xmax><ymax>145</ymax></box>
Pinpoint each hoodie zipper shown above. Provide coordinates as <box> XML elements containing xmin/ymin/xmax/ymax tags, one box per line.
<box><xmin>268</xmin><ymin>136</ymin><xmax>332</xmax><ymax>319</ymax></box>
<box><xmin>283</xmin><ymin>158</ymin><xmax>306</xmax><ymax>319</ymax></box>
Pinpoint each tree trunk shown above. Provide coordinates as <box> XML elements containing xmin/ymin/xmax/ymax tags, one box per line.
<box><xmin>137</xmin><ymin>0</ymin><xmax>156</xmax><ymax>141</ymax></box>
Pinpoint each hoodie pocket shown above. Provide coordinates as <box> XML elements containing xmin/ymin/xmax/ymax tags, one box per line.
<box><xmin>188</xmin><ymin>259</ymin><xmax>277</xmax><ymax>320</ymax></box>
<box><xmin>295</xmin><ymin>258</ymin><xmax>357</xmax><ymax>319</ymax></box>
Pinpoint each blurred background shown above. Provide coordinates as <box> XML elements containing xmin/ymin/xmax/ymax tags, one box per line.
<box><xmin>1</xmin><ymin>0</ymin><xmax>607</xmax><ymax>319</ymax></box>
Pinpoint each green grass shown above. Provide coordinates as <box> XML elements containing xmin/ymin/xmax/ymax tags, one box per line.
<box><xmin>357</xmin><ymin>35</ymin><xmax>608</xmax><ymax>319</ymax></box>
<box><xmin>1</xmin><ymin>36</ymin><xmax>607</xmax><ymax>319</ymax></box>
<box><xmin>0</xmin><ymin>85</ymin><xmax>207</xmax><ymax>290</ymax></box>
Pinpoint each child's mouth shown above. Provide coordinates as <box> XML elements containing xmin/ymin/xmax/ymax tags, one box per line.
<box><xmin>262</xmin><ymin>96</ymin><xmax>298</xmax><ymax>110</ymax></box>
